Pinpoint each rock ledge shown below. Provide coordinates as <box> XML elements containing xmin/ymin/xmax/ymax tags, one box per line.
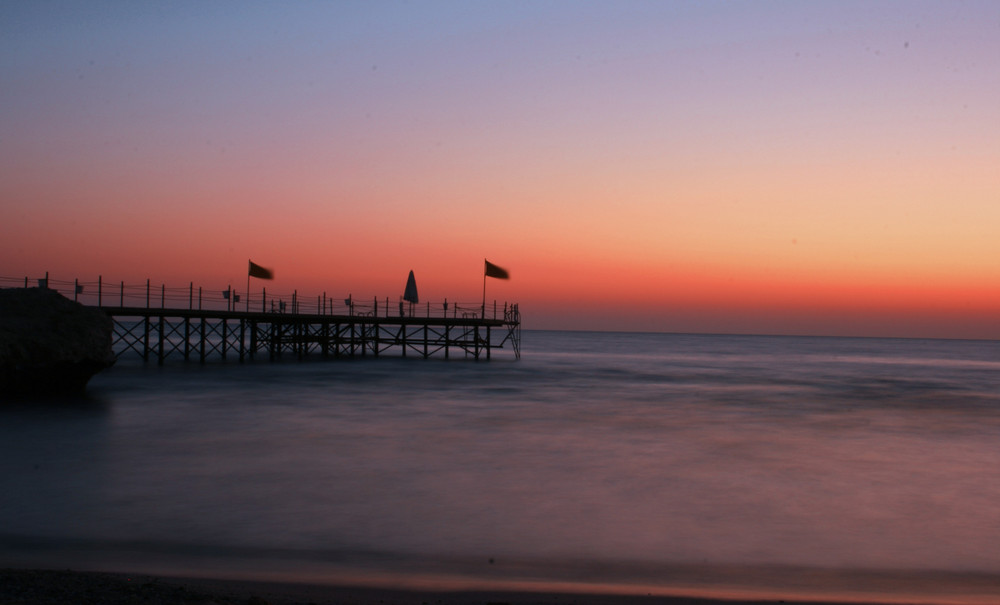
<box><xmin>0</xmin><ymin>287</ymin><xmax>115</xmax><ymax>396</ymax></box>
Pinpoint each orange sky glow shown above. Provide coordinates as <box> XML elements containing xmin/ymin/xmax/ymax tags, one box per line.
<box><xmin>2</xmin><ymin>2</ymin><xmax>999</xmax><ymax>338</ymax></box>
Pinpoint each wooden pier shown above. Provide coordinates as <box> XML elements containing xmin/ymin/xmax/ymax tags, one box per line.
<box><xmin>105</xmin><ymin>305</ymin><xmax>520</xmax><ymax>363</ymax></box>
<box><xmin>2</xmin><ymin>275</ymin><xmax>521</xmax><ymax>363</ymax></box>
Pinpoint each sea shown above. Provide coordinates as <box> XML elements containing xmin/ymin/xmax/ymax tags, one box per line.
<box><xmin>3</xmin><ymin>330</ymin><xmax>1000</xmax><ymax>604</ymax></box>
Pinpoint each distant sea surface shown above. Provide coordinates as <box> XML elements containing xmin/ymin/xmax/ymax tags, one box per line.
<box><xmin>3</xmin><ymin>331</ymin><xmax>1000</xmax><ymax>603</ymax></box>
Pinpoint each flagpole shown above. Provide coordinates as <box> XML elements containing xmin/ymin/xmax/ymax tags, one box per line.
<box><xmin>482</xmin><ymin>259</ymin><xmax>487</xmax><ymax>317</ymax></box>
<box><xmin>246</xmin><ymin>260</ymin><xmax>251</xmax><ymax>312</ymax></box>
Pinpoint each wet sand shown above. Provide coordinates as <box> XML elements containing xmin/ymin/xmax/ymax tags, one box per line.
<box><xmin>0</xmin><ymin>568</ymin><xmax>928</xmax><ymax>605</ymax></box>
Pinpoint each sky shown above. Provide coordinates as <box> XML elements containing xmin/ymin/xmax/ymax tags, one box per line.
<box><xmin>2</xmin><ymin>1</ymin><xmax>999</xmax><ymax>337</ymax></box>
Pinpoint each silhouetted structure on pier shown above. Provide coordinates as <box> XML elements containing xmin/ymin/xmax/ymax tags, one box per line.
<box><xmin>1</xmin><ymin>275</ymin><xmax>520</xmax><ymax>363</ymax></box>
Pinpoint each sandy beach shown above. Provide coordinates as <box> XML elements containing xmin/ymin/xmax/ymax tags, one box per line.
<box><xmin>0</xmin><ymin>567</ymin><xmax>942</xmax><ymax>605</ymax></box>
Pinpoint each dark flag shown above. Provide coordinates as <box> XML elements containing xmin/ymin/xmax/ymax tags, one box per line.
<box><xmin>484</xmin><ymin>260</ymin><xmax>509</xmax><ymax>280</ymax></box>
<box><xmin>248</xmin><ymin>260</ymin><xmax>274</xmax><ymax>280</ymax></box>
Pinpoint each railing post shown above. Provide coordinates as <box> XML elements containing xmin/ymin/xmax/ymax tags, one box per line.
<box><xmin>189</xmin><ymin>282</ymin><xmax>193</xmax><ymax>310</ymax></box>
<box><xmin>98</xmin><ymin>275</ymin><xmax>103</xmax><ymax>307</ymax></box>
<box><xmin>74</xmin><ymin>278</ymin><xmax>79</xmax><ymax>301</ymax></box>
<box><xmin>146</xmin><ymin>279</ymin><xmax>150</xmax><ymax>308</ymax></box>
<box><xmin>199</xmin><ymin>286</ymin><xmax>203</xmax><ymax>310</ymax></box>
<box><xmin>262</xmin><ymin>287</ymin><xmax>266</xmax><ymax>313</ymax></box>
<box><xmin>161</xmin><ymin>284</ymin><xmax>165</xmax><ymax>308</ymax></box>
<box><xmin>120</xmin><ymin>281</ymin><xmax>124</xmax><ymax>307</ymax></box>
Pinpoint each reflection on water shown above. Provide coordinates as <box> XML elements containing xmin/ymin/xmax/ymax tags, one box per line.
<box><xmin>2</xmin><ymin>331</ymin><xmax>1000</xmax><ymax>602</ymax></box>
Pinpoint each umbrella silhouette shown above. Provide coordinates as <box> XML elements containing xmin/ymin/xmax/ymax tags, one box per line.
<box><xmin>403</xmin><ymin>270</ymin><xmax>418</xmax><ymax>304</ymax></box>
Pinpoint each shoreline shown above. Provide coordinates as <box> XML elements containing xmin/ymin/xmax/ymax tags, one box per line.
<box><xmin>0</xmin><ymin>567</ymin><xmax>979</xmax><ymax>605</ymax></box>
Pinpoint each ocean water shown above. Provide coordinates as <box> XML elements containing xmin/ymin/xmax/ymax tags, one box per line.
<box><xmin>3</xmin><ymin>330</ymin><xmax>1000</xmax><ymax>603</ymax></box>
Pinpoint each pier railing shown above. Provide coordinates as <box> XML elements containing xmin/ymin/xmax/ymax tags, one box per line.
<box><xmin>2</xmin><ymin>274</ymin><xmax>520</xmax><ymax>362</ymax></box>
<box><xmin>0</xmin><ymin>274</ymin><xmax>512</xmax><ymax>320</ymax></box>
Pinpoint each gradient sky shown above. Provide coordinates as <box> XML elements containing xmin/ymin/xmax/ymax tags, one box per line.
<box><xmin>3</xmin><ymin>1</ymin><xmax>999</xmax><ymax>337</ymax></box>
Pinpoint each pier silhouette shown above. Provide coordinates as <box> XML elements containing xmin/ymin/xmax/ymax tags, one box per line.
<box><xmin>2</xmin><ymin>275</ymin><xmax>520</xmax><ymax>363</ymax></box>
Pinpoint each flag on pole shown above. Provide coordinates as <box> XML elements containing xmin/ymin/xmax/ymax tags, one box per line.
<box><xmin>248</xmin><ymin>261</ymin><xmax>274</xmax><ymax>280</ymax></box>
<box><xmin>484</xmin><ymin>260</ymin><xmax>509</xmax><ymax>280</ymax></box>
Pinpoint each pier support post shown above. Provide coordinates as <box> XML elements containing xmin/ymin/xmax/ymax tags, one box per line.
<box><xmin>250</xmin><ymin>320</ymin><xmax>257</xmax><ymax>360</ymax></box>
<box><xmin>143</xmin><ymin>315</ymin><xmax>150</xmax><ymax>363</ymax></box>
<box><xmin>157</xmin><ymin>315</ymin><xmax>165</xmax><ymax>365</ymax></box>
<box><xmin>297</xmin><ymin>321</ymin><xmax>303</xmax><ymax>360</ymax></box>
<box><xmin>269</xmin><ymin>322</ymin><xmax>276</xmax><ymax>361</ymax></box>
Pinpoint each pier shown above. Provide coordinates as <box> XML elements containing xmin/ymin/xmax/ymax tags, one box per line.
<box><xmin>2</xmin><ymin>275</ymin><xmax>520</xmax><ymax>363</ymax></box>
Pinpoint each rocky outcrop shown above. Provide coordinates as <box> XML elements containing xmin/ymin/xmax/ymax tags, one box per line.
<box><xmin>0</xmin><ymin>287</ymin><xmax>115</xmax><ymax>397</ymax></box>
